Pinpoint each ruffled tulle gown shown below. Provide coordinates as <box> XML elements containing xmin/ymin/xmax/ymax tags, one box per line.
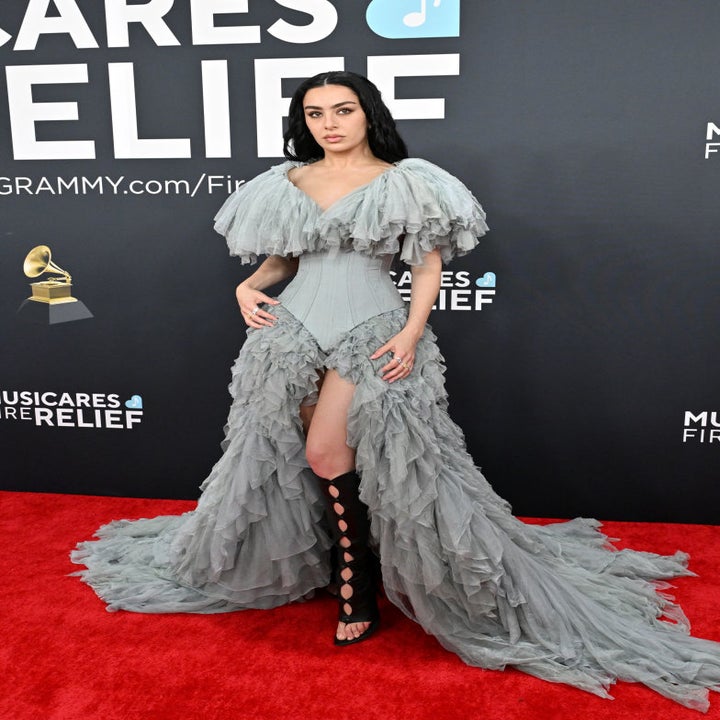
<box><xmin>71</xmin><ymin>159</ymin><xmax>720</xmax><ymax>711</ymax></box>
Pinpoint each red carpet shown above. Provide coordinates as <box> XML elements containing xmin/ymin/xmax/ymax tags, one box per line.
<box><xmin>1</xmin><ymin>490</ymin><xmax>719</xmax><ymax>720</ymax></box>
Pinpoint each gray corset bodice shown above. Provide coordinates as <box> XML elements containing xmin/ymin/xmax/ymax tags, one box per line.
<box><xmin>277</xmin><ymin>251</ymin><xmax>405</xmax><ymax>351</ymax></box>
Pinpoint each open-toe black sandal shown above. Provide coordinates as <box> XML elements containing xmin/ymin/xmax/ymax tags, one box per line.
<box><xmin>318</xmin><ymin>470</ymin><xmax>380</xmax><ymax>646</ymax></box>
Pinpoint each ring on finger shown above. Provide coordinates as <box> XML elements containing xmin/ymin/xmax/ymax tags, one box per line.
<box><xmin>250</xmin><ymin>307</ymin><xmax>259</xmax><ymax>316</ymax></box>
<box><xmin>401</xmin><ymin>362</ymin><xmax>410</xmax><ymax>370</ymax></box>
<box><xmin>394</xmin><ymin>356</ymin><xmax>402</xmax><ymax>364</ymax></box>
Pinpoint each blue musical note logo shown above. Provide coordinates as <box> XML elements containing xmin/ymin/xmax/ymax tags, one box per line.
<box><xmin>125</xmin><ymin>395</ymin><xmax>143</xmax><ymax>409</ymax></box>
<box><xmin>475</xmin><ymin>272</ymin><xmax>496</xmax><ymax>288</ymax></box>
<box><xmin>366</xmin><ymin>0</ymin><xmax>460</xmax><ymax>39</ymax></box>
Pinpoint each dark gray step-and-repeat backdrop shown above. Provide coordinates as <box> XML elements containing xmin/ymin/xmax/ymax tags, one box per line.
<box><xmin>1</xmin><ymin>1</ymin><xmax>718</xmax><ymax>523</ymax></box>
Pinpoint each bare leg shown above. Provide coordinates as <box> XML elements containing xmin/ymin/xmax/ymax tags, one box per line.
<box><xmin>305</xmin><ymin>369</ymin><xmax>356</xmax><ymax>479</ymax></box>
<box><xmin>305</xmin><ymin>370</ymin><xmax>373</xmax><ymax>643</ymax></box>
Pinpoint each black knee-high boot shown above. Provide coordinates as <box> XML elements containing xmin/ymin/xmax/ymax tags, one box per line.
<box><xmin>317</xmin><ymin>470</ymin><xmax>380</xmax><ymax>646</ymax></box>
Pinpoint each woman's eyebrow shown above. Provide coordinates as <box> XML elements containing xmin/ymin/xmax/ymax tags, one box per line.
<box><xmin>303</xmin><ymin>101</ymin><xmax>358</xmax><ymax>110</ymax></box>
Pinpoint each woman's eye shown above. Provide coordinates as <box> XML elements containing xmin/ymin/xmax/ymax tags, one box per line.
<box><xmin>307</xmin><ymin>111</ymin><xmax>321</xmax><ymax>118</ymax></box>
<box><xmin>338</xmin><ymin>108</ymin><xmax>352</xmax><ymax>115</ymax></box>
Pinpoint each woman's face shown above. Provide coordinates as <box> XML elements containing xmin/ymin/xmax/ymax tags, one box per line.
<box><xmin>302</xmin><ymin>84</ymin><xmax>370</xmax><ymax>156</ymax></box>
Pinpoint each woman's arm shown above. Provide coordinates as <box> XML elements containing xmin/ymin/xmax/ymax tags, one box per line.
<box><xmin>404</xmin><ymin>248</ymin><xmax>442</xmax><ymax>338</ymax></box>
<box><xmin>370</xmin><ymin>249</ymin><xmax>442</xmax><ymax>382</ymax></box>
<box><xmin>236</xmin><ymin>254</ymin><xmax>299</xmax><ymax>328</ymax></box>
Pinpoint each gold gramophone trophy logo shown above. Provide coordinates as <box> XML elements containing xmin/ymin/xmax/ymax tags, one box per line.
<box><xmin>17</xmin><ymin>245</ymin><xmax>93</xmax><ymax>324</ymax></box>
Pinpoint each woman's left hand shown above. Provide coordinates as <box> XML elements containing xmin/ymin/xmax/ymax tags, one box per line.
<box><xmin>371</xmin><ymin>328</ymin><xmax>420</xmax><ymax>383</ymax></box>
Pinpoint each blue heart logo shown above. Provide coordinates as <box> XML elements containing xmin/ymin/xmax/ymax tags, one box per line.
<box><xmin>475</xmin><ymin>272</ymin><xmax>496</xmax><ymax>288</ymax></box>
<box><xmin>366</xmin><ymin>0</ymin><xmax>460</xmax><ymax>39</ymax></box>
<box><xmin>125</xmin><ymin>395</ymin><xmax>143</xmax><ymax>409</ymax></box>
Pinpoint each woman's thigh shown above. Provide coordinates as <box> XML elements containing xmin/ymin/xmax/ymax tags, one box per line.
<box><xmin>304</xmin><ymin>369</ymin><xmax>356</xmax><ymax>478</ymax></box>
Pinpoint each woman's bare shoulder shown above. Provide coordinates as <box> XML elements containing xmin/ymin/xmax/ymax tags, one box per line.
<box><xmin>286</xmin><ymin>163</ymin><xmax>309</xmax><ymax>185</ymax></box>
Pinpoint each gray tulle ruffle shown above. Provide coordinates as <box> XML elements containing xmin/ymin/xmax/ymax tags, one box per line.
<box><xmin>71</xmin><ymin>306</ymin><xmax>720</xmax><ymax>711</ymax></box>
<box><xmin>212</xmin><ymin>158</ymin><xmax>488</xmax><ymax>266</ymax></box>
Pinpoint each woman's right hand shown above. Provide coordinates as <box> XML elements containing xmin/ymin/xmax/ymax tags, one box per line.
<box><xmin>236</xmin><ymin>282</ymin><xmax>280</xmax><ymax>328</ymax></box>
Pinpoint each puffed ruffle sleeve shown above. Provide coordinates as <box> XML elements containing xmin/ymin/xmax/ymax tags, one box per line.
<box><xmin>351</xmin><ymin>157</ymin><xmax>489</xmax><ymax>265</ymax></box>
<box><xmin>213</xmin><ymin>163</ymin><xmax>318</xmax><ymax>265</ymax></box>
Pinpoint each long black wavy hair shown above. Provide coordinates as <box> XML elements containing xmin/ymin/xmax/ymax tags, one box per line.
<box><xmin>283</xmin><ymin>71</ymin><xmax>409</xmax><ymax>163</ymax></box>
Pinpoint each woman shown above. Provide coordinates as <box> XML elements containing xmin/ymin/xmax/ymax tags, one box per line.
<box><xmin>72</xmin><ymin>71</ymin><xmax>720</xmax><ymax>710</ymax></box>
